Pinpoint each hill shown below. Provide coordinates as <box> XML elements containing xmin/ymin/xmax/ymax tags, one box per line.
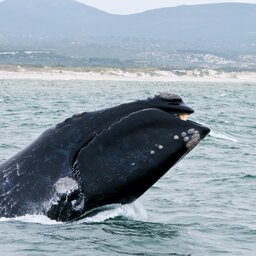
<box><xmin>0</xmin><ymin>0</ymin><xmax>255</xmax><ymax>69</ymax></box>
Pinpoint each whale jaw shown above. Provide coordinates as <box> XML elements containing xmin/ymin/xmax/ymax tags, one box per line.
<box><xmin>74</xmin><ymin>109</ymin><xmax>210</xmax><ymax>215</ymax></box>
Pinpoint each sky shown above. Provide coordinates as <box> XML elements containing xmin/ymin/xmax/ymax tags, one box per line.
<box><xmin>76</xmin><ymin>0</ymin><xmax>256</xmax><ymax>14</ymax></box>
<box><xmin>0</xmin><ymin>0</ymin><xmax>255</xmax><ymax>14</ymax></box>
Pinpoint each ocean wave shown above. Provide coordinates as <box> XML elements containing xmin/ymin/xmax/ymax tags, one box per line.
<box><xmin>242</xmin><ymin>174</ymin><xmax>256</xmax><ymax>179</ymax></box>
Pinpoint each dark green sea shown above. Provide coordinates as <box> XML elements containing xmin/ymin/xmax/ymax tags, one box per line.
<box><xmin>0</xmin><ymin>80</ymin><xmax>255</xmax><ymax>256</ymax></box>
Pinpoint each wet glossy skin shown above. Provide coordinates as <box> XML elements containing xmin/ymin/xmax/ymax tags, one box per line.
<box><xmin>0</xmin><ymin>93</ymin><xmax>210</xmax><ymax>221</ymax></box>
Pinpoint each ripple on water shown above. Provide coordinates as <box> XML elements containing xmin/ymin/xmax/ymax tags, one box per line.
<box><xmin>0</xmin><ymin>80</ymin><xmax>255</xmax><ymax>255</ymax></box>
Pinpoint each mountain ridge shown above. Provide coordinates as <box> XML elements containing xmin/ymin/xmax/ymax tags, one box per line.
<box><xmin>0</xmin><ymin>0</ymin><xmax>255</xmax><ymax>69</ymax></box>
<box><xmin>0</xmin><ymin>1</ymin><xmax>255</xmax><ymax>39</ymax></box>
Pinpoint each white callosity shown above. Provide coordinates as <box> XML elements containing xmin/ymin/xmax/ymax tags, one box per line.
<box><xmin>155</xmin><ymin>144</ymin><xmax>164</xmax><ymax>150</ymax></box>
<box><xmin>48</xmin><ymin>177</ymin><xmax>85</xmax><ymax>217</ymax></box>
<box><xmin>188</xmin><ymin>128</ymin><xmax>195</xmax><ymax>134</ymax></box>
<box><xmin>186</xmin><ymin>130</ymin><xmax>200</xmax><ymax>151</ymax></box>
<box><xmin>181</xmin><ymin>132</ymin><xmax>187</xmax><ymax>137</ymax></box>
<box><xmin>183</xmin><ymin>136</ymin><xmax>190</xmax><ymax>142</ymax></box>
<box><xmin>158</xmin><ymin>92</ymin><xmax>182</xmax><ymax>101</ymax></box>
<box><xmin>173</xmin><ymin>129</ymin><xmax>201</xmax><ymax>151</ymax></box>
<box><xmin>54</xmin><ymin>177</ymin><xmax>79</xmax><ymax>195</ymax></box>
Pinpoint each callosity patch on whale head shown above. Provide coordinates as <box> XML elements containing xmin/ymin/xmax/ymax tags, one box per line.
<box><xmin>158</xmin><ymin>92</ymin><xmax>182</xmax><ymax>101</ymax></box>
<box><xmin>173</xmin><ymin>124</ymin><xmax>210</xmax><ymax>152</ymax></box>
<box><xmin>147</xmin><ymin>92</ymin><xmax>195</xmax><ymax>115</ymax></box>
<box><xmin>46</xmin><ymin>177</ymin><xmax>84</xmax><ymax>221</ymax></box>
<box><xmin>54</xmin><ymin>177</ymin><xmax>79</xmax><ymax>195</ymax></box>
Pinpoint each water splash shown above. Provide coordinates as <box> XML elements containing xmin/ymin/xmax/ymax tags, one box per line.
<box><xmin>0</xmin><ymin>214</ymin><xmax>60</xmax><ymax>225</ymax></box>
<box><xmin>80</xmin><ymin>202</ymin><xmax>148</xmax><ymax>223</ymax></box>
<box><xmin>0</xmin><ymin>202</ymin><xmax>147</xmax><ymax>225</ymax></box>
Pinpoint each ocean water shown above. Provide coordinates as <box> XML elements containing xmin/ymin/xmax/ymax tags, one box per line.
<box><xmin>0</xmin><ymin>80</ymin><xmax>255</xmax><ymax>256</ymax></box>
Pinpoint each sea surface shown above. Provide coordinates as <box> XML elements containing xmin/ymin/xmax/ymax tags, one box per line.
<box><xmin>0</xmin><ymin>80</ymin><xmax>255</xmax><ymax>256</ymax></box>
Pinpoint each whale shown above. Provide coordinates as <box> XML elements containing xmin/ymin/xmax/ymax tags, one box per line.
<box><xmin>0</xmin><ymin>93</ymin><xmax>210</xmax><ymax>221</ymax></box>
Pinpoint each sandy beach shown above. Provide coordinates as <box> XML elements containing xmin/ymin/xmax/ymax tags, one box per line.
<box><xmin>0</xmin><ymin>66</ymin><xmax>256</xmax><ymax>82</ymax></box>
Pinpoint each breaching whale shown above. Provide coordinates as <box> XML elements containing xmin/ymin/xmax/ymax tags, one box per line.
<box><xmin>0</xmin><ymin>93</ymin><xmax>210</xmax><ymax>221</ymax></box>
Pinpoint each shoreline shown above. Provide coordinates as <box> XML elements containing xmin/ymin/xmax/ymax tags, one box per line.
<box><xmin>0</xmin><ymin>66</ymin><xmax>256</xmax><ymax>82</ymax></box>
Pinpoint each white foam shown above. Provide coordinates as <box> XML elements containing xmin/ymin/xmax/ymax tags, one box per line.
<box><xmin>0</xmin><ymin>202</ymin><xmax>147</xmax><ymax>225</ymax></box>
<box><xmin>0</xmin><ymin>51</ymin><xmax>17</xmax><ymax>56</ymax></box>
<box><xmin>0</xmin><ymin>214</ymin><xmax>60</xmax><ymax>225</ymax></box>
<box><xmin>80</xmin><ymin>202</ymin><xmax>148</xmax><ymax>223</ymax></box>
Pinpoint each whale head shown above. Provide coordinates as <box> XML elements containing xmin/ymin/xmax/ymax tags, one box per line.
<box><xmin>60</xmin><ymin>93</ymin><xmax>210</xmax><ymax>220</ymax></box>
<box><xmin>0</xmin><ymin>92</ymin><xmax>210</xmax><ymax>222</ymax></box>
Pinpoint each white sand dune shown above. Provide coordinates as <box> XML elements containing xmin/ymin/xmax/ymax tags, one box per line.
<box><xmin>0</xmin><ymin>66</ymin><xmax>256</xmax><ymax>82</ymax></box>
